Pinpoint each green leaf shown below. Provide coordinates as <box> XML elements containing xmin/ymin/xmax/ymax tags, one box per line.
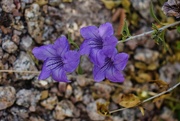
<box><xmin>150</xmin><ymin>1</ymin><xmax>161</xmax><ymax>24</ymax></box>
<box><xmin>76</xmin><ymin>57</ymin><xmax>83</xmax><ymax>74</ymax></box>
<box><xmin>176</xmin><ymin>41</ymin><xmax>180</xmax><ymax>50</ymax></box>
<box><xmin>151</xmin><ymin>24</ymin><xmax>167</xmax><ymax>49</ymax></box>
<box><xmin>121</xmin><ymin>20</ymin><xmax>131</xmax><ymax>41</ymax></box>
<box><xmin>177</xmin><ymin>26</ymin><xmax>180</xmax><ymax>33</ymax></box>
<box><xmin>77</xmin><ymin>64</ymin><xmax>83</xmax><ymax>74</ymax></box>
<box><xmin>150</xmin><ymin>1</ymin><xmax>168</xmax><ymax>25</ymax></box>
<box><xmin>68</xmin><ymin>33</ymin><xmax>79</xmax><ymax>49</ymax></box>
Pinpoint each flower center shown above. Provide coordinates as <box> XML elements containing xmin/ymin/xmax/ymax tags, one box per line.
<box><xmin>100</xmin><ymin>57</ymin><xmax>113</xmax><ymax>71</ymax></box>
<box><xmin>46</xmin><ymin>57</ymin><xmax>64</xmax><ymax>70</ymax></box>
<box><xmin>89</xmin><ymin>38</ymin><xmax>103</xmax><ymax>49</ymax></box>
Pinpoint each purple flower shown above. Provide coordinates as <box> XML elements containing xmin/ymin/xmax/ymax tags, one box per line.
<box><xmin>32</xmin><ymin>36</ymin><xmax>80</xmax><ymax>82</ymax></box>
<box><xmin>162</xmin><ymin>0</ymin><xmax>180</xmax><ymax>18</ymax></box>
<box><xmin>93</xmin><ymin>50</ymin><xmax>129</xmax><ymax>83</ymax></box>
<box><xmin>79</xmin><ymin>22</ymin><xmax>118</xmax><ymax>65</ymax></box>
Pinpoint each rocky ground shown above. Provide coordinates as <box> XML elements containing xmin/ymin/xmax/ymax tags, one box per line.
<box><xmin>0</xmin><ymin>0</ymin><xmax>180</xmax><ymax>121</ymax></box>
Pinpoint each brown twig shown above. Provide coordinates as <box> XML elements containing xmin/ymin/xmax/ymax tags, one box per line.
<box><xmin>112</xmin><ymin>8</ymin><xmax>126</xmax><ymax>36</ymax></box>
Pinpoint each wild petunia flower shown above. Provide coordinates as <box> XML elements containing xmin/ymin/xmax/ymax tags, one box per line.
<box><xmin>93</xmin><ymin>49</ymin><xmax>129</xmax><ymax>83</ymax></box>
<box><xmin>162</xmin><ymin>0</ymin><xmax>180</xmax><ymax>18</ymax></box>
<box><xmin>79</xmin><ymin>22</ymin><xmax>118</xmax><ymax>65</ymax></box>
<box><xmin>32</xmin><ymin>36</ymin><xmax>80</xmax><ymax>82</ymax></box>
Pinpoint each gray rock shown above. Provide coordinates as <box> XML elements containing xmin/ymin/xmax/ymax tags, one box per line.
<box><xmin>0</xmin><ymin>47</ymin><xmax>3</xmax><ymax>59</ymax></box>
<box><xmin>159</xmin><ymin>62</ymin><xmax>180</xmax><ymax>83</ymax></box>
<box><xmin>73</xmin><ymin>85</ymin><xmax>83</xmax><ymax>102</ymax></box>
<box><xmin>122</xmin><ymin>109</ymin><xmax>135</xmax><ymax>121</ymax></box>
<box><xmin>134</xmin><ymin>48</ymin><xmax>159</xmax><ymax>64</ymax></box>
<box><xmin>16</xmin><ymin>89</ymin><xmax>41</xmax><ymax>109</ymax></box>
<box><xmin>1</xmin><ymin>0</ymin><xmax>15</xmax><ymax>13</ymax></box>
<box><xmin>53</xmin><ymin>100</ymin><xmax>79</xmax><ymax>120</ymax></box>
<box><xmin>29</xmin><ymin>116</ymin><xmax>45</xmax><ymax>121</ymax></box>
<box><xmin>86</xmin><ymin>98</ymin><xmax>106</xmax><ymax>121</ymax></box>
<box><xmin>0</xmin><ymin>86</ymin><xmax>16</xmax><ymax>110</ymax></box>
<box><xmin>32</xmin><ymin>77</ymin><xmax>54</xmax><ymax>89</ymax></box>
<box><xmin>40</xmin><ymin>95</ymin><xmax>58</xmax><ymax>110</ymax></box>
<box><xmin>80</xmin><ymin>56</ymin><xmax>93</xmax><ymax>72</ymax></box>
<box><xmin>82</xmin><ymin>94</ymin><xmax>94</xmax><ymax>105</ymax></box>
<box><xmin>76</xmin><ymin>75</ymin><xmax>94</xmax><ymax>87</ymax></box>
<box><xmin>131</xmin><ymin>0</ymin><xmax>152</xmax><ymax>21</ymax></box>
<box><xmin>20</xmin><ymin>35</ymin><xmax>33</xmax><ymax>51</ymax></box>
<box><xmin>10</xmin><ymin>107</ymin><xmax>29</xmax><ymax>120</ymax></box>
<box><xmin>25</xmin><ymin>3</ymin><xmax>44</xmax><ymax>43</ymax></box>
<box><xmin>13</xmin><ymin>52</ymin><xmax>38</xmax><ymax>80</ymax></box>
<box><xmin>2</xmin><ymin>39</ymin><xmax>18</xmax><ymax>53</ymax></box>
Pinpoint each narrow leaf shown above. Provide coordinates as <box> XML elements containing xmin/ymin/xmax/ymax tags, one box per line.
<box><xmin>139</xmin><ymin>106</ymin><xmax>145</xmax><ymax>116</ymax></box>
<box><xmin>150</xmin><ymin>1</ymin><xmax>161</xmax><ymax>24</ymax></box>
<box><xmin>177</xmin><ymin>26</ymin><xmax>180</xmax><ymax>33</ymax></box>
<box><xmin>77</xmin><ymin>64</ymin><xmax>83</xmax><ymax>74</ymax></box>
<box><xmin>121</xmin><ymin>20</ymin><xmax>131</xmax><ymax>41</ymax></box>
<box><xmin>68</xmin><ymin>33</ymin><xmax>79</xmax><ymax>49</ymax></box>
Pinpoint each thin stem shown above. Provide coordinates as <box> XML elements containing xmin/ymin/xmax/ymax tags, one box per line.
<box><xmin>109</xmin><ymin>107</ymin><xmax>128</xmax><ymax>114</ymax></box>
<box><xmin>0</xmin><ymin>70</ymin><xmax>40</xmax><ymax>74</ymax></box>
<box><xmin>109</xmin><ymin>82</ymin><xmax>180</xmax><ymax>114</ymax></box>
<box><xmin>118</xmin><ymin>21</ymin><xmax>180</xmax><ymax>43</ymax></box>
<box><xmin>0</xmin><ymin>69</ymin><xmax>93</xmax><ymax>81</ymax></box>
<box><xmin>141</xmin><ymin>82</ymin><xmax>180</xmax><ymax>104</ymax></box>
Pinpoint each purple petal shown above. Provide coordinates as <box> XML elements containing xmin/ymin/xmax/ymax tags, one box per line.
<box><xmin>89</xmin><ymin>49</ymin><xmax>105</xmax><ymax>66</ymax></box>
<box><xmin>52</xmin><ymin>68</ymin><xmax>70</xmax><ymax>82</ymax></box>
<box><xmin>168</xmin><ymin>0</ymin><xmax>178</xmax><ymax>6</ymax></box>
<box><xmin>99</xmin><ymin>22</ymin><xmax>114</xmax><ymax>39</ymax></box>
<box><xmin>102</xmin><ymin>35</ymin><xmax>118</xmax><ymax>57</ymax></box>
<box><xmin>79</xmin><ymin>39</ymin><xmax>91</xmax><ymax>55</ymax></box>
<box><xmin>38</xmin><ymin>60</ymin><xmax>51</xmax><ymax>80</ymax></box>
<box><xmin>80</xmin><ymin>26</ymin><xmax>100</xmax><ymax>39</ymax></box>
<box><xmin>114</xmin><ymin>53</ymin><xmax>129</xmax><ymax>71</ymax></box>
<box><xmin>32</xmin><ymin>45</ymin><xmax>57</xmax><ymax>61</ymax></box>
<box><xmin>93</xmin><ymin>65</ymin><xmax>105</xmax><ymax>82</ymax></box>
<box><xmin>54</xmin><ymin>36</ymin><xmax>70</xmax><ymax>56</ymax></box>
<box><xmin>106</xmin><ymin>67</ymin><xmax>124</xmax><ymax>83</ymax></box>
<box><xmin>63</xmin><ymin>50</ymin><xmax>80</xmax><ymax>72</ymax></box>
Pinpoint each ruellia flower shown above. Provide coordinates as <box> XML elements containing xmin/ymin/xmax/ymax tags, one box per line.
<box><xmin>79</xmin><ymin>22</ymin><xmax>118</xmax><ymax>65</ymax></box>
<box><xmin>93</xmin><ymin>50</ymin><xmax>129</xmax><ymax>83</ymax></box>
<box><xmin>32</xmin><ymin>36</ymin><xmax>80</xmax><ymax>82</ymax></box>
<box><xmin>162</xmin><ymin>0</ymin><xmax>180</xmax><ymax>18</ymax></box>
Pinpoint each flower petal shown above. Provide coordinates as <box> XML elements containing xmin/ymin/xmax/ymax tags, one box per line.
<box><xmin>79</xmin><ymin>39</ymin><xmax>91</xmax><ymax>55</ymax></box>
<box><xmin>99</xmin><ymin>22</ymin><xmax>114</xmax><ymax>39</ymax></box>
<box><xmin>52</xmin><ymin>68</ymin><xmax>70</xmax><ymax>82</ymax></box>
<box><xmin>54</xmin><ymin>35</ymin><xmax>70</xmax><ymax>56</ymax></box>
<box><xmin>89</xmin><ymin>49</ymin><xmax>105</xmax><ymax>66</ymax></box>
<box><xmin>102</xmin><ymin>35</ymin><xmax>118</xmax><ymax>57</ymax></box>
<box><xmin>114</xmin><ymin>53</ymin><xmax>129</xmax><ymax>71</ymax></box>
<box><xmin>168</xmin><ymin>0</ymin><xmax>180</xmax><ymax>6</ymax></box>
<box><xmin>93</xmin><ymin>65</ymin><xmax>105</xmax><ymax>82</ymax></box>
<box><xmin>80</xmin><ymin>26</ymin><xmax>99</xmax><ymax>39</ymax></box>
<box><xmin>106</xmin><ymin>67</ymin><xmax>124</xmax><ymax>83</ymax></box>
<box><xmin>32</xmin><ymin>45</ymin><xmax>56</xmax><ymax>61</ymax></box>
<box><xmin>63</xmin><ymin>50</ymin><xmax>80</xmax><ymax>72</ymax></box>
<box><xmin>38</xmin><ymin>60</ymin><xmax>51</xmax><ymax>80</ymax></box>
